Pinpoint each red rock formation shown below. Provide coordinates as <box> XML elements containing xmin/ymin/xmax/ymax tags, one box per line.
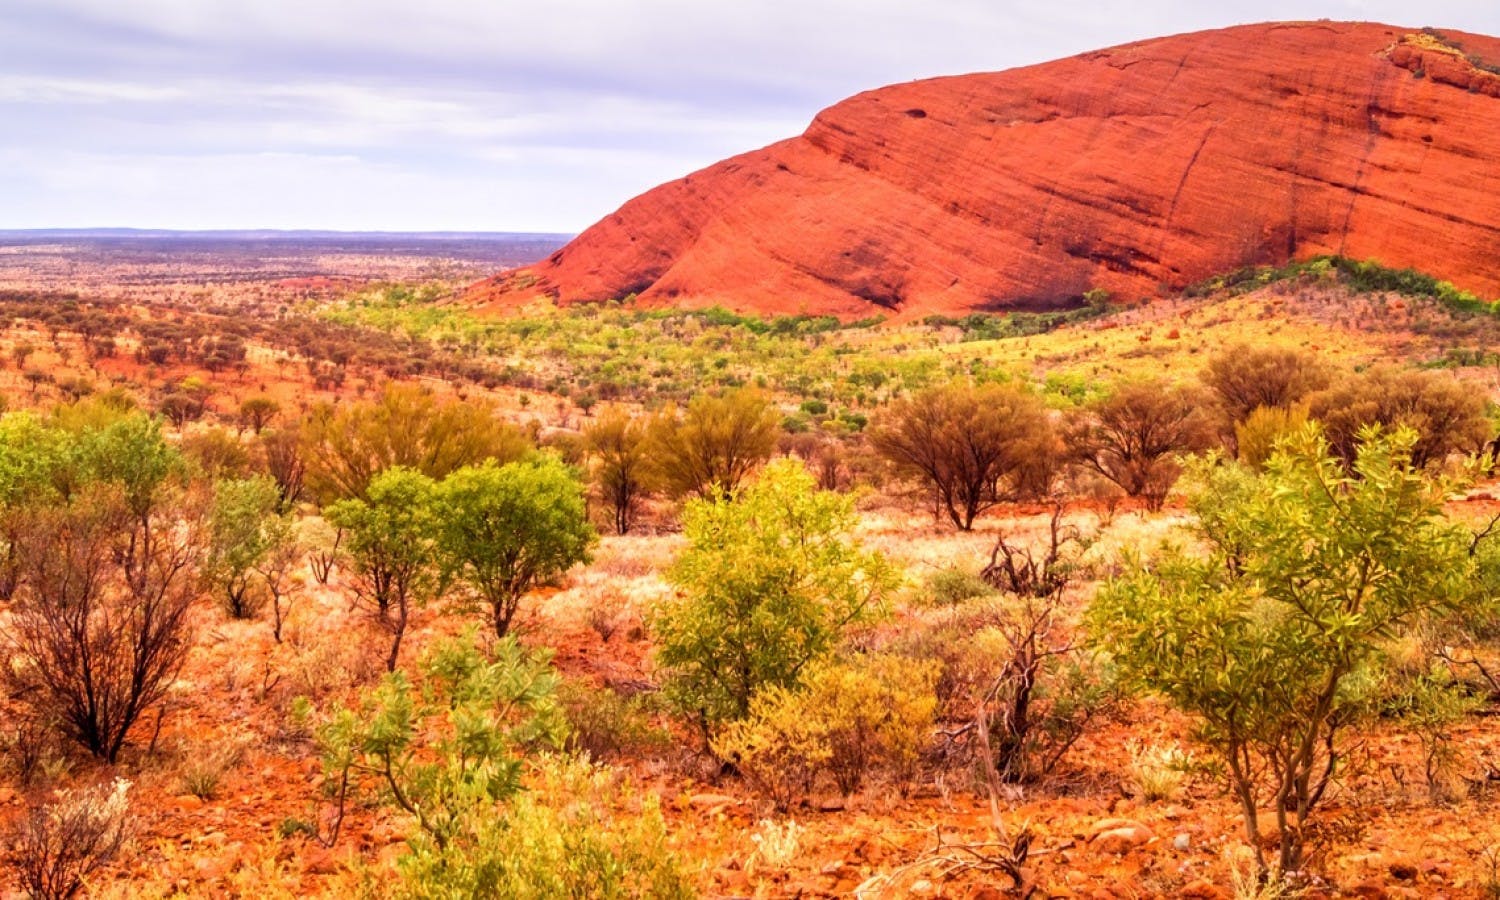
<box><xmin>471</xmin><ymin>22</ymin><xmax>1500</xmax><ymax>320</ymax></box>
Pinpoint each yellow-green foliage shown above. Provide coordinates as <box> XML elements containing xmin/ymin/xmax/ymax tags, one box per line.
<box><xmin>394</xmin><ymin>755</ymin><xmax>695</xmax><ymax>900</ymax></box>
<box><xmin>713</xmin><ymin>654</ymin><xmax>939</xmax><ymax>809</ymax></box>
<box><xmin>1234</xmin><ymin>404</ymin><xmax>1310</xmax><ymax>470</ymax></box>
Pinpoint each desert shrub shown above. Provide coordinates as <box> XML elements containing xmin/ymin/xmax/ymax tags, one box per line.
<box><xmin>803</xmin><ymin>655</ymin><xmax>939</xmax><ymax>796</ymax></box>
<box><xmin>889</xmin><ymin>594</ymin><xmax>1116</xmax><ymax>785</ymax></box>
<box><xmin>870</xmin><ymin>380</ymin><xmax>1056</xmax><ymax>530</ymax></box>
<box><xmin>257</xmin><ymin>426</ymin><xmax>305</xmax><ymax>511</ymax></box>
<box><xmin>205</xmin><ymin>475</ymin><xmax>292</xmax><ymax>619</ymax></box>
<box><xmin>977</xmin><ymin>594</ymin><xmax>1118</xmax><ymax>784</ymax></box>
<box><xmin>1234</xmin><ymin>404</ymin><xmax>1311</xmax><ymax>470</ymax></box>
<box><xmin>325</xmin><ymin>466</ymin><xmax>441</xmax><ymax>671</ymax></box>
<box><xmin>1126</xmin><ymin>741</ymin><xmax>1195</xmax><ymax>803</ymax></box>
<box><xmin>301</xmin><ymin>381</ymin><xmax>530</xmax><ymax>502</ymax></box>
<box><xmin>583</xmin><ymin>405</ymin><xmax>655</xmax><ymax>534</ymax></box>
<box><xmin>316</xmin><ymin>629</ymin><xmax>566</xmax><ymax>852</ymax></box>
<box><xmin>645</xmin><ymin>387</ymin><xmax>779</xmax><ymax>499</ymax></box>
<box><xmin>318</xmin><ymin>634</ymin><xmax>684</xmax><ymax>897</ymax></box>
<box><xmin>714</xmin><ymin>654</ymin><xmax>939</xmax><ymax>808</ymax></box>
<box><xmin>1200</xmin><ymin>344</ymin><xmax>1331</xmax><ymax>427</ymax></box>
<box><xmin>980</xmin><ymin>503</ymin><xmax>1090</xmax><ymax>599</ymax></box>
<box><xmin>1306</xmin><ymin>366</ymin><xmax>1490</xmax><ymax>469</ymax></box>
<box><xmin>1068</xmin><ymin>378</ymin><xmax>1216</xmax><ymax>510</ymax></box>
<box><xmin>180</xmin><ymin>426</ymin><xmax>255</xmax><ymax>480</ymax></box>
<box><xmin>11</xmin><ymin>778</ymin><xmax>133</xmax><ymax>900</ymax></box>
<box><xmin>924</xmin><ymin>565</ymin><xmax>995</xmax><ymax>607</ymax></box>
<box><xmin>5</xmin><ymin>486</ymin><xmax>199</xmax><ymax>762</ymax></box>
<box><xmin>434</xmin><ymin>456</ymin><xmax>595</xmax><ymax>638</ymax></box>
<box><xmin>392</xmin><ymin>755</ymin><xmax>694</xmax><ymax>900</ymax></box>
<box><xmin>557</xmin><ymin>680</ymin><xmax>673</xmax><ymax>761</ymax></box>
<box><xmin>713</xmin><ymin>684</ymin><xmax>830</xmax><ymax>812</ymax></box>
<box><xmin>1088</xmin><ymin>425</ymin><xmax>1479</xmax><ymax>876</ymax></box>
<box><xmin>652</xmin><ymin>459</ymin><xmax>897</xmax><ymax>733</ymax></box>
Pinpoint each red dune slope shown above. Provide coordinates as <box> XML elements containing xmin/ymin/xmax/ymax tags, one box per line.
<box><xmin>471</xmin><ymin>22</ymin><xmax>1500</xmax><ymax>320</ymax></box>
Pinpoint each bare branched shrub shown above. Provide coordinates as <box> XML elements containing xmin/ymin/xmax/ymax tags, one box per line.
<box><xmin>981</xmin><ymin>504</ymin><xmax>1087</xmax><ymax>599</ymax></box>
<box><xmin>4</xmin><ymin>491</ymin><xmax>198</xmax><ymax>762</ymax></box>
<box><xmin>12</xmin><ymin>778</ymin><xmax>133</xmax><ymax>900</ymax></box>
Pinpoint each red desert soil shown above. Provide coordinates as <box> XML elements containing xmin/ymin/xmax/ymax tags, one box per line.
<box><xmin>470</xmin><ymin>21</ymin><xmax>1500</xmax><ymax>321</ymax></box>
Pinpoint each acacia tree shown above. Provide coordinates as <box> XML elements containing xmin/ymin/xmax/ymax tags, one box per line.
<box><xmin>1306</xmin><ymin>366</ymin><xmax>1489</xmax><ymax>469</ymax></box>
<box><xmin>1088</xmin><ymin>426</ymin><xmax>1476</xmax><ymax>877</ymax></box>
<box><xmin>326</xmin><ymin>467</ymin><xmax>441</xmax><ymax>671</ymax></box>
<box><xmin>584</xmin><ymin>406</ymin><xmax>654</xmax><ymax>534</ymax></box>
<box><xmin>74</xmin><ymin>413</ymin><xmax>186</xmax><ymax>596</ymax></box>
<box><xmin>302</xmin><ymin>382</ymin><xmax>530</xmax><ymax>502</ymax></box>
<box><xmin>652</xmin><ymin>459</ymin><xmax>897</xmax><ymax>734</ymax></box>
<box><xmin>205</xmin><ymin>475</ymin><xmax>291</xmax><ymax>619</ymax></box>
<box><xmin>646</xmin><ymin>388</ymin><xmax>779</xmax><ymax>499</ymax></box>
<box><xmin>435</xmin><ymin>457</ymin><xmax>595</xmax><ymax>638</ymax></box>
<box><xmin>1201</xmin><ymin>344</ymin><xmax>1331</xmax><ymax>427</ymax></box>
<box><xmin>870</xmin><ymin>381</ymin><xmax>1055</xmax><ymax>530</ymax></box>
<box><xmin>1068</xmin><ymin>379</ymin><xmax>1215</xmax><ymax>510</ymax></box>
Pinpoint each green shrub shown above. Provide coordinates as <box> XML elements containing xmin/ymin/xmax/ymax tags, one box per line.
<box><xmin>316</xmin><ymin>630</ymin><xmax>567</xmax><ymax>857</ymax></box>
<box><xmin>1233</xmin><ymin>404</ymin><xmax>1310</xmax><ymax>470</ymax></box>
<box><xmin>393</xmin><ymin>755</ymin><xmax>695</xmax><ymax>900</ymax></box>
<box><xmin>923</xmin><ymin>565</ymin><xmax>995</xmax><ymax>607</ymax></box>
<box><xmin>713</xmin><ymin>654</ymin><xmax>939</xmax><ymax>808</ymax></box>
<box><xmin>1088</xmin><ymin>425</ymin><xmax>1479</xmax><ymax>876</ymax></box>
<box><xmin>653</xmin><ymin>459</ymin><xmax>896</xmax><ymax>732</ymax></box>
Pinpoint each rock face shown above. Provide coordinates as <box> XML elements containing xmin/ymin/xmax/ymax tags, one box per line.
<box><xmin>472</xmin><ymin>22</ymin><xmax>1500</xmax><ymax>320</ymax></box>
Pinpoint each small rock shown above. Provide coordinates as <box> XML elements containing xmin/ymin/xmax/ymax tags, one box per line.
<box><xmin>1347</xmin><ymin>880</ymin><xmax>1389</xmax><ymax>899</ymax></box>
<box><xmin>1388</xmin><ymin>860</ymin><xmax>1418</xmax><ymax>881</ymax></box>
<box><xmin>1173</xmin><ymin>833</ymin><xmax>1191</xmax><ymax>851</ymax></box>
<box><xmin>171</xmin><ymin>794</ymin><xmax>204</xmax><ymax>812</ymax></box>
<box><xmin>1089</xmin><ymin>819</ymin><xmax>1153</xmax><ymax>854</ymax></box>
<box><xmin>688</xmin><ymin>792</ymin><xmax>739</xmax><ymax>809</ymax></box>
<box><xmin>1180</xmin><ymin>880</ymin><xmax>1229</xmax><ymax>900</ymax></box>
<box><xmin>911</xmin><ymin>880</ymin><xmax>934</xmax><ymax>894</ymax></box>
<box><xmin>818</xmin><ymin>796</ymin><xmax>847</xmax><ymax>812</ymax></box>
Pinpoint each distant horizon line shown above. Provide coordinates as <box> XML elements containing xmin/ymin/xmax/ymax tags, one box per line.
<box><xmin>0</xmin><ymin>227</ymin><xmax>577</xmax><ymax>240</ymax></box>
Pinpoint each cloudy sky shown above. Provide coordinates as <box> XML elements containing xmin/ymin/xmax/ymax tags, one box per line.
<box><xmin>3</xmin><ymin>0</ymin><xmax>1497</xmax><ymax>233</ymax></box>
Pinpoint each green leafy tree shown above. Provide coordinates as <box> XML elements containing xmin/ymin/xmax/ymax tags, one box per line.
<box><xmin>326</xmin><ymin>467</ymin><xmax>441</xmax><ymax>671</ymax></box>
<box><xmin>0</xmin><ymin>412</ymin><xmax>68</xmax><ymax>600</ymax></box>
<box><xmin>435</xmin><ymin>457</ymin><xmax>595</xmax><ymax>638</ymax></box>
<box><xmin>653</xmin><ymin>459</ymin><xmax>897</xmax><ymax>734</ymax></box>
<box><xmin>205</xmin><ymin>475</ymin><xmax>291</xmax><ymax>619</ymax></box>
<box><xmin>1088</xmin><ymin>425</ymin><xmax>1476</xmax><ymax>877</ymax></box>
<box><xmin>646</xmin><ymin>388</ymin><xmax>779</xmax><ymax>499</ymax></box>
<box><xmin>72</xmin><ymin>412</ymin><xmax>186</xmax><ymax>596</ymax></box>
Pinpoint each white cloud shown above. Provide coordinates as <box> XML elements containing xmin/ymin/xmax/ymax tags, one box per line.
<box><xmin>3</xmin><ymin>0</ymin><xmax>1499</xmax><ymax>229</ymax></box>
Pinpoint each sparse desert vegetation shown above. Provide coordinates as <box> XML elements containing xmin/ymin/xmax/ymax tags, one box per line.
<box><xmin>1</xmin><ymin>239</ymin><xmax>1500</xmax><ymax>899</ymax></box>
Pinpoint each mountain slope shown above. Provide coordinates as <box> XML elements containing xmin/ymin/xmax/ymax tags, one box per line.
<box><xmin>472</xmin><ymin>22</ymin><xmax>1500</xmax><ymax>319</ymax></box>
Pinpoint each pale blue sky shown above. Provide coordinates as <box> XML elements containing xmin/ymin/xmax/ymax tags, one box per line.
<box><xmin>3</xmin><ymin>0</ymin><xmax>1497</xmax><ymax>232</ymax></box>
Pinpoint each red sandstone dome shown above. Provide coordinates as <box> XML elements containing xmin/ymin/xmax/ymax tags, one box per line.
<box><xmin>471</xmin><ymin>21</ymin><xmax>1500</xmax><ymax>320</ymax></box>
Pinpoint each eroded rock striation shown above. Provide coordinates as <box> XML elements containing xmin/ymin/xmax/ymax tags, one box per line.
<box><xmin>472</xmin><ymin>22</ymin><xmax>1500</xmax><ymax>319</ymax></box>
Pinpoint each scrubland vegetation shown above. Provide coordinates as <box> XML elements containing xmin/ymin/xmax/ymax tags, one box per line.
<box><xmin>3</xmin><ymin>251</ymin><xmax>1500</xmax><ymax>897</ymax></box>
